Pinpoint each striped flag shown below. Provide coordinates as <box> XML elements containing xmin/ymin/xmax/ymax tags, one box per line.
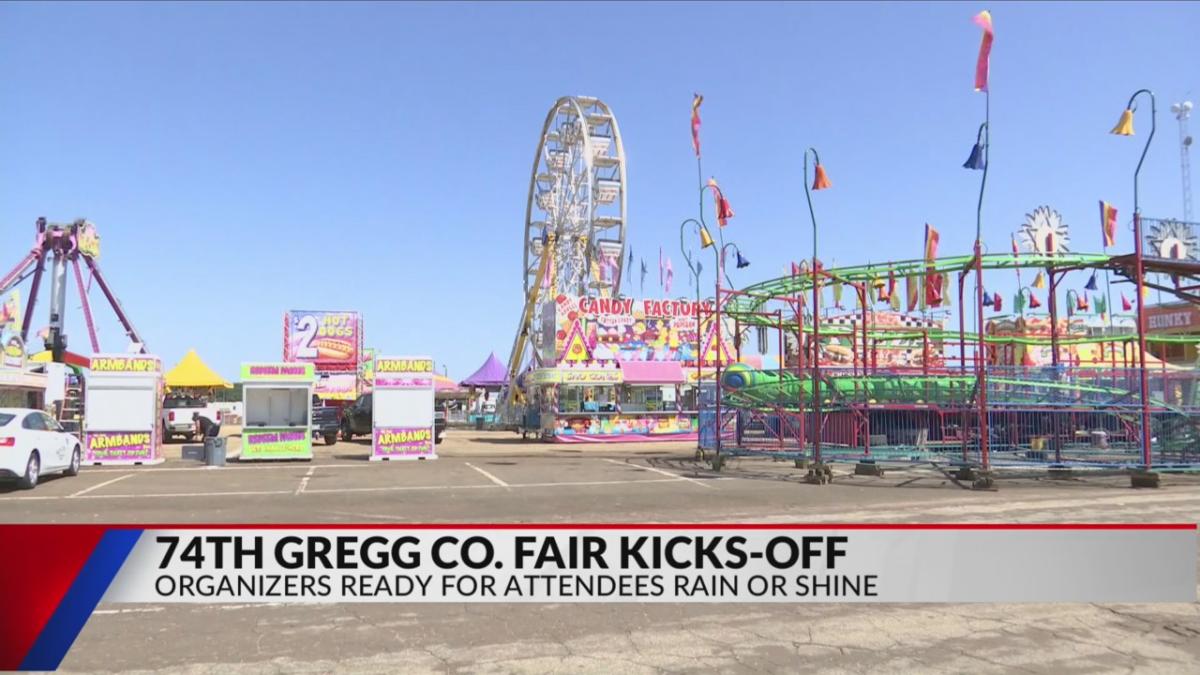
<box><xmin>924</xmin><ymin>224</ymin><xmax>940</xmax><ymax>262</ymax></box>
<box><xmin>708</xmin><ymin>178</ymin><xmax>735</xmax><ymax>227</ymax></box>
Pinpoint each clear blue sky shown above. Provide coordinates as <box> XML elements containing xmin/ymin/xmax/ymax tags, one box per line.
<box><xmin>1</xmin><ymin>1</ymin><xmax>1196</xmax><ymax>380</ymax></box>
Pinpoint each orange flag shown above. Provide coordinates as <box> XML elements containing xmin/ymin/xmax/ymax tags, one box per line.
<box><xmin>1100</xmin><ymin>201</ymin><xmax>1118</xmax><ymax>248</ymax></box>
<box><xmin>707</xmin><ymin>178</ymin><xmax>735</xmax><ymax>227</ymax></box>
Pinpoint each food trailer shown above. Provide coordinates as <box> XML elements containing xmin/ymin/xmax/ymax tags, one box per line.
<box><xmin>84</xmin><ymin>354</ymin><xmax>164</xmax><ymax>465</ymax></box>
<box><xmin>240</xmin><ymin>362</ymin><xmax>315</xmax><ymax>461</ymax></box>
<box><xmin>372</xmin><ymin>355</ymin><xmax>436</xmax><ymax>461</ymax></box>
<box><xmin>522</xmin><ymin>295</ymin><xmax>735</xmax><ymax>442</ymax></box>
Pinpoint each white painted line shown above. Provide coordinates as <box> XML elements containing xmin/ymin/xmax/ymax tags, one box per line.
<box><xmin>70</xmin><ymin>489</ymin><xmax>293</xmax><ymax>500</ymax></box>
<box><xmin>303</xmin><ymin>484</ymin><xmax>499</xmax><ymax>495</ymax></box>
<box><xmin>600</xmin><ymin>458</ymin><xmax>714</xmax><ymax>489</ymax></box>
<box><xmin>68</xmin><ymin>473</ymin><xmax>135</xmax><ymax>498</ymax></box>
<box><xmin>295</xmin><ymin>466</ymin><xmax>317</xmax><ymax>495</ymax></box>
<box><xmin>82</xmin><ymin>462</ymin><xmax>385</xmax><ymax>474</ymax></box>
<box><xmin>465</xmin><ymin>462</ymin><xmax>511</xmax><ymax>490</ymax></box>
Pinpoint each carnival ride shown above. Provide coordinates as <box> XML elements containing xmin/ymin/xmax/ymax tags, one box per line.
<box><xmin>501</xmin><ymin>96</ymin><xmax>628</xmax><ymax>418</ymax></box>
<box><xmin>707</xmin><ymin>242</ymin><xmax>1200</xmax><ymax>481</ymax></box>
<box><xmin>0</xmin><ymin>218</ymin><xmax>145</xmax><ymax>359</ymax></box>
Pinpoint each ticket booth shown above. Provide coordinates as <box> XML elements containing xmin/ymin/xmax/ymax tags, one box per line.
<box><xmin>372</xmin><ymin>356</ymin><xmax>436</xmax><ymax>461</ymax></box>
<box><xmin>240</xmin><ymin>362</ymin><xmax>314</xmax><ymax>461</ymax></box>
<box><xmin>84</xmin><ymin>354</ymin><xmax>164</xmax><ymax>465</ymax></box>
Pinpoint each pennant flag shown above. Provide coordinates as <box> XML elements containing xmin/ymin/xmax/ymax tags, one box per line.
<box><xmin>1014</xmin><ymin>291</ymin><xmax>1025</xmax><ymax>315</ymax></box>
<box><xmin>942</xmin><ymin>281</ymin><xmax>952</xmax><ymax>308</ymax></box>
<box><xmin>906</xmin><ymin>274</ymin><xmax>919</xmax><ymax>312</ymax></box>
<box><xmin>640</xmin><ymin>259</ymin><xmax>647</xmax><ymax>296</ymax></box>
<box><xmin>665</xmin><ymin>257</ymin><xmax>674</xmax><ymax>295</ymax></box>
<box><xmin>833</xmin><ymin>283</ymin><xmax>844</xmax><ymax>308</ymax></box>
<box><xmin>1096</xmin><ymin>295</ymin><xmax>1107</xmax><ymax>316</ymax></box>
<box><xmin>886</xmin><ymin>269</ymin><xmax>897</xmax><ymax>303</ymax></box>
<box><xmin>981</xmin><ymin>291</ymin><xmax>991</xmax><ymax>307</ymax></box>
<box><xmin>1084</xmin><ymin>272</ymin><xmax>1098</xmax><ymax>291</ymax></box>
<box><xmin>691</xmin><ymin>93</ymin><xmax>703</xmax><ymax>157</ymax></box>
<box><xmin>708</xmin><ymin>178</ymin><xmax>735</xmax><ymax>227</ymax></box>
<box><xmin>658</xmin><ymin>247</ymin><xmax>664</xmax><ymax>287</ymax></box>
<box><xmin>993</xmin><ymin>293</ymin><xmax>1002</xmax><ymax>312</ymax></box>
<box><xmin>37</xmin><ymin>326</ymin><xmax>50</xmax><ymax>340</ymax></box>
<box><xmin>1077</xmin><ymin>293</ymin><xmax>1089</xmax><ymax>312</ymax></box>
<box><xmin>811</xmin><ymin>163</ymin><xmax>832</xmax><ymax>191</ymax></box>
<box><xmin>1011</xmin><ymin>234</ymin><xmax>1019</xmax><ymax>257</ymax></box>
<box><xmin>889</xmin><ymin>289</ymin><xmax>901</xmax><ymax>311</ymax></box>
<box><xmin>924</xmin><ymin>224</ymin><xmax>940</xmax><ymax>262</ymax></box>
<box><xmin>919</xmin><ymin>275</ymin><xmax>929</xmax><ymax>310</ymax></box>
<box><xmin>791</xmin><ymin>262</ymin><xmax>801</xmax><ymax>277</ymax></box>
<box><xmin>973</xmin><ymin>10</ymin><xmax>994</xmax><ymax>92</ymax></box>
<box><xmin>1028</xmin><ymin>292</ymin><xmax>1042</xmax><ymax>309</ymax></box>
<box><xmin>925</xmin><ymin>272</ymin><xmax>944</xmax><ymax>307</ymax></box>
<box><xmin>735</xmin><ymin>251</ymin><xmax>750</xmax><ymax>269</ymax></box>
<box><xmin>1100</xmin><ymin>201</ymin><xmax>1118</xmax><ymax>248</ymax></box>
<box><xmin>1033</xmin><ymin>270</ymin><xmax>1046</xmax><ymax>289</ymax></box>
<box><xmin>627</xmin><ymin>247</ymin><xmax>633</xmax><ymax>284</ymax></box>
<box><xmin>1121</xmin><ymin>292</ymin><xmax>1132</xmax><ymax>311</ymax></box>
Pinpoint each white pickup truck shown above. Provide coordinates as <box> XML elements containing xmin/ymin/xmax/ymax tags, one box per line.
<box><xmin>161</xmin><ymin>394</ymin><xmax>221</xmax><ymax>442</ymax></box>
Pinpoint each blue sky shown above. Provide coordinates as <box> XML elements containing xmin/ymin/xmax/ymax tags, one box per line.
<box><xmin>1</xmin><ymin>1</ymin><xmax>1196</xmax><ymax>379</ymax></box>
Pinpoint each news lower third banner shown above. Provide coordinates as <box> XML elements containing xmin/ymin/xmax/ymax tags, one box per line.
<box><xmin>1</xmin><ymin>524</ymin><xmax>1195</xmax><ymax>670</ymax></box>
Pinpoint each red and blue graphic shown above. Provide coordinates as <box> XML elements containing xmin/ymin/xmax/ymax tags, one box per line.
<box><xmin>0</xmin><ymin>526</ymin><xmax>141</xmax><ymax>671</ymax></box>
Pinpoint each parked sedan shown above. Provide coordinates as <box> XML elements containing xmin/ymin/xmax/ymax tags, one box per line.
<box><xmin>0</xmin><ymin>408</ymin><xmax>82</xmax><ymax>489</ymax></box>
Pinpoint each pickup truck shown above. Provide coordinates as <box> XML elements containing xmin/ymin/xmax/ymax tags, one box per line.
<box><xmin>311</xmin><ymin>397</ymin><xmax>340</xmax><ymax>446</ymax></box>
<box><xmin>161</xmin><ymin>394</ymin><xmax>220</xmax><ymax>442</ymax></box>
<box><xmin>340</xmin><ymin>393</ymin><xmax>445</xmax><ymax>444</ymax></box>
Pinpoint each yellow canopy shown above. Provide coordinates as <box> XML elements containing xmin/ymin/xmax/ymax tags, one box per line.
<box><xmin>165</xmin><ymin>349</ymin><xmax>232</xmax><ymax>388</ymax></box>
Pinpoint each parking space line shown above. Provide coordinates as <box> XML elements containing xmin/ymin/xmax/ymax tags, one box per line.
<box><xmin>465</xmin><ymin>462</ymin><xmax>511</xmax><ymax>491</ymax></box>
<box><xmin>295</xmin><ymin>466</ymin><xmax>317</xmax><ymax>495</ymax></box>
<box><xmin>599</xmin><ymin>458</ymin><xmax>714</xmax><ymax>489</ymax></box>
<box><xmin>69</xmin><ymin>473</ymin><xmax>135</xmax><ymax>498</ymax></box>
<box><xmin>83</xmin><ymin>462</ymin><xmax>383</xmax><ymax>474</ymax></box>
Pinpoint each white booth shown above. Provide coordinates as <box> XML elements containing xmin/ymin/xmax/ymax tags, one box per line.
<box><xmin>84</xmin><ymin>354</ymin><xmax>164</xmax><ymax>465</ymax></box>
<box><xmin>240</xmin><ymin>362</ymin><xmax>314</xmax><ymax>460</ymax></box>
<box><xmin>372</xmin><ymin>356</ymin><xmax>436</xmax><ymax>461</ymax></box>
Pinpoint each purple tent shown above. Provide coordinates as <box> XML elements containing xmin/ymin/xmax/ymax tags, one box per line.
<box><xmin>460</xmin><ymin>352</ymin><xmax>509</xmax><ymax>388</ymax></box>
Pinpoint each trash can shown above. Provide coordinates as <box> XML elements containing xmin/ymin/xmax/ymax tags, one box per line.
<box><xmin>204</xmin><ymin>437</ymin><xmax>227</xmax><ymax>466</ymax></box>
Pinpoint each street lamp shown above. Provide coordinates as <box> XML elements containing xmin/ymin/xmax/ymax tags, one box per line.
<box><xmin>680</xmin><ymin>216</ymin><xmax>714</xmax><ymax>448</ymax></box>
<box><xmin>803</xmin><ymin>148</ymin><xmax>831</xmax><ymax>469</ymax></box>
<box><xmin>1110</xmin><ymin>88</ymin><xmax>1156</xmax><ymax>469</ymax></box>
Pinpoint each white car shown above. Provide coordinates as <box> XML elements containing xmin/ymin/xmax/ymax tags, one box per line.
<box><xmin>0</xmin><ymin>408</ymin><xmax>82</xmax><ymax>489</ymax></box>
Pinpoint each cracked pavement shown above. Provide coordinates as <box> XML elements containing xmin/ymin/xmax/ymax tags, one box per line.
<box><xmin>2</xmin><ymin>432</ymin><xmax>1195</xmax><ymax>673</ymax></box>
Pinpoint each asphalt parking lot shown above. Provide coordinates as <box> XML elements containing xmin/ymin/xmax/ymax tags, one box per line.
<box><xmin>2</xmin><ymin>429</ymin><xmax>1198</xmax><ymax>673</ymax></box>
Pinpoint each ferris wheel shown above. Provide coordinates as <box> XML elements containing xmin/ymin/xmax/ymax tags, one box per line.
<box><xmin>523</xmin><ymin>96</ymin><xmax>628</xmax><ymax>298</ymax></box>
<box><xmin>503</xmin><ymin>96</ymin><xmax>628</xmax><ymax>404</ymax></box>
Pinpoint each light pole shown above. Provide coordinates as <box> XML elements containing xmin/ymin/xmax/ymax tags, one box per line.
<box><xmin>680</xmin><ymin>217</ymin><xmax>714</xmax><ymax>449</ymax></box>
<box><xmin>803</xmin><ymin>148</ymin><xmax>831</xmax><ymax>471</ymax></box>
<box><xmin>1110</xmin><ymin>89</ymin><xmax>1156</xmax><ymax>470</ymax></box>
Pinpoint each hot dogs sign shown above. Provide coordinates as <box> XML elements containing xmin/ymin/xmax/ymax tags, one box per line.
<box><xmin>284</xmin><ymin>310</ymin><xmax>361</xmax><ymax>369</ymax></box>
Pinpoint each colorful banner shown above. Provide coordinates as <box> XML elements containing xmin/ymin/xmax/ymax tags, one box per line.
<box><xmin>89</xmin><ymin>355</ymin><xmax>160</xmax><ymax>374</ymax></box>
<box><xmin>284</xmin><ymin>310</ymin><xmax>360</xmax><ymax>370</ymax></box>
<box><xmin>241</xmin><ymin>430</ymin><xmax>311</xmax><ymax>459</ymax></box>
<box><xmin>84</xmin><ymin>431</ymin><xmax>154</xmax><ymax>463</ymax></box>
<box><xmin>240</xmin><ymin>362</ymin><xmax>315</xmax><ymax>381</ymax></box>
<box><xmin>546</xmin><ymin>295</ymin><xmax>733</xmax><ymax>369</ymax></box>
<box><xmin>528</xmin><ymin>368</ymin><xmax>623</xmax><ymax>385</ymax></box>
<box><xmin>374</xmin><ymin>357</ymin><xmax>434</xmax><ymax>389</ymax></box>
<box><xmin>374</xmin><ymin>426</ymin><xmax>435</xmax><ymax>459</ymax></box>
<box><xmin>314</xmin><ymin>373</ymin><xmax>357</xmax><ymax>401</ymax></box>
<box><xmin>554</xmin><ymin>414</ymin><xmax>697</xmax><ymax>440</ymax></box>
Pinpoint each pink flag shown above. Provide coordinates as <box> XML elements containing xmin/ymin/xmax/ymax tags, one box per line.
<box><xmin>973</xmin><ymin>11</ymin><xmax>993</xmax><ymax>92</ymax></box>
<box><xmin>665</xmin><ymin>257</ymin><xmax>674</xmax><ymax>294</ymax></box>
